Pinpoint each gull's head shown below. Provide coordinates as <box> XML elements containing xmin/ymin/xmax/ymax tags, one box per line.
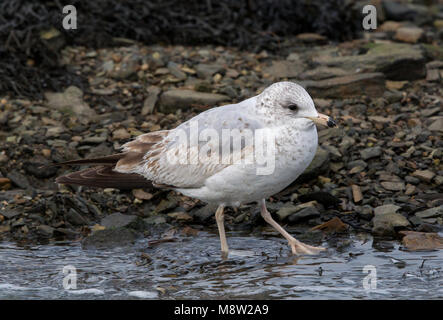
<box><xmin>259</xmin><ymin>81</ymin><xmax>336</xmax><ymax>128</ymax></box>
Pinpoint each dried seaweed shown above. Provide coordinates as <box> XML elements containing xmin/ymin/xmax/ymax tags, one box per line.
<box><xmin>0</xmin><ymin>0</ymin><xmax>360</xmax><ymax>99</ymax></box>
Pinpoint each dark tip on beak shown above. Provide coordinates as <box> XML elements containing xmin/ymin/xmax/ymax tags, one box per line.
<box><xmin>327</xmin><ymin>117</ymin><xmax>337</xmax><ymax>128</ymax></box>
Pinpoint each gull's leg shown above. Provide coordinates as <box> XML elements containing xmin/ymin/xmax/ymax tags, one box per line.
<box><xmin>215</xmin><ymin>204</ymin><xmax>229</xmax><ymax>258</ymax></box>
<box><xmin>260</xmin><ymin>199</ymin><xmax>325</xmax><ymax>255</ymax></box>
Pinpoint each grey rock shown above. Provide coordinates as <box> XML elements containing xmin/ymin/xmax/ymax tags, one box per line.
<box><xmin>408</xmin><ymin>215</ymin><xmax>423</xmax><ymax>226</ymax></box>
<box><xmin>37</xmin><ymin>225</ymin><xmax>54</xmax><ymax>237</ymax></box>
<box><xmin>374</xmin><ymin>204</ymin><xmax>400</xmax><ymax>215</ymax></box>
<box><xmin>101</xmin><ymin>212</ymin><xmax>142</xmax><ymax>229</ymax></box>
<box><xmin>355</xmin><ymin>205</ymin><xmax>373</xmax><ymax>220</ymax></box>
<box><xmin>109</xmin><ymin>54</ymin><xmax>140</xmax><ymax>79</ymax></box>
<box><xmin>313</xmin><ymin>43</ymin><xmax>425</xmax><ymax>80</ymax></box>
<box><xmin>429</xmin><ymin>118</ymin><xmax>443</xmax><ymax>132</ymax></box>
<box><xmin>195</xmin><ymin>64</ymin><xmax>224</xmax><ymax>79</ymax></box>
<box><xmin>159</xmin><ymin>89</ymin><xmax>229</xmax><ymax>113</ymax></box>
<box><xmin>24</xmin><ymin>160</ymin><xmax>57</xmax><ymax>179</ymax></box>
<box><xmin>45</xmin><ymin>86</ymin><xmax>97</xmax><ymax>119</ymax></box>
<box><xmin>304</xmin><ymin>73</ymin><xmax>385</xmax><ymax>98</ymax></box>
<box><xmin>276</xmin><ymin>204</ymin><xmax>299</xmax><ymax>220</ymax></box>
<box><xmin>81</xmin><ymin>134</ymin><xmax>108</xmax><ymax>144</ymax></box>
<box><xmin>65</xmin><ymin>208</ymin><xmax>89</xmax><ymax>226</ymax></box>
<box><xmin>192</xmin><ymin>204</ymin><xmax>217</xmax><ymax>223</ymax></box>
<box><xmin>412</xmin><ymin>169</ymin><xmax>435</xmax><ymax>183</ymax></box>
<box><xmin>264</xmin><ymin>60</ymin><xmax>306</xmax><ymax>79</ymax></box>
<box><xmin>347</xmin><ymin>160</ymin><xmax>367</xmax><ymax>169</ymax></box>
<box><xmin>143</xmin><ymin>216</ymin><xmax>167</xmax><ymax>225</ymax></box>
<box><xmin>426</xmin><ymin>69</ymin><xmax>440</xmax><ymax>82</ymax></box>
<box><xmin>6</xmin><ymin>170</ymin><xmax>30</xmax><ymax>189</ymax></box>
<box><xmin>415</xmin><ymin>206</ymin><xmax>443</xmax><ymax>219</ymax></box>
<box><xmin>0</xmin><ymin>209</ymin><xmax>22</xmax><ymax>219</ymax></box>
<box><xmin>360</xmin><ymin>146</ymin><xmax>382</xmax><ymax>160</ymax></box>
<box><xmin>167</xmin><ymin>61</ymin><xmax>187</xmax><ymax>80</ymax></box>
<box><xmin>372</xmin><ymin>211</ymin><xmax>410</xmax><ymax>236</ymax></box>
<box><xmin>381</xmin><ymin>181</ymin><xmax>405</xmax><ymax>191</ymax></box>
<box><xmin>288</xmin><ymin>207</ymin><xmax>320</xmax><ymax>223</ymax></box>
<box><xmin>405</xmin><ymin>176</ymin><xmax>420</xmax><ymax>185</ymax></box>
<box><xmin>141</xmin><ymin>86</ymin><xmax>161</xmax><ymax>115</ymax></box>
<box><xmin>383</xmin><ymin>1</ymin><xmax>417</xmax><ymax>21</ymax></box>
<box><xmin>299</xmin><ymin>66</ymin><xmax>349</xmax><ymax>80</ymax></box>
<box><xmin>82</xmin><ymin>228</ymin><xmax>141</xmax><ymax>249</ymax></box>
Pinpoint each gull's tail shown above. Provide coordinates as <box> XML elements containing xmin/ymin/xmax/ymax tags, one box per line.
<box><xmin>55</xmin><ymin>130</ymin><xmax>169</xmax><ymax>190</ymax></box>
<box><xmin>56</xmin><ymin>163</ymin><xmax>153</xmax><ymax>190</ymax></box>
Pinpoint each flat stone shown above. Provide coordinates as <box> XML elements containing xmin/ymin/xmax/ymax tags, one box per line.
<box><xmin>415</xmin><ymin>206</ymin><xmax>443</xmax><ymax>219</ymax></box>
<box><xmin>141</xmin><ymin>86</ymin><xmax>161</xmax><ymax>115</ymax></box>
<box><xmin>191</xmin><ymin>204</ymin><xmax>217</xmax><ymax>223</ymax></box>
<box><xmin>275</xmin><ymin>204</ymin><xmax>297</xmax><ymax>220</ymax></box>
<box><xmin>37</xmin><ymin>225</ymin><xmax>54</xmax><ymax>237</ymax></box>
<box><xmin>108</xmin><ymin>54</ymin><xmax>140</xmax><ymax>79</ymax></box>
<box><xmin>288</xmin><ymin>206</ymin><xmax>320</xmax><ymax>223</ymax></box>
<box><xmin>304</xmin><ymin>73</ymin><xmax>385</xmax><ymax>98</ymax></box>
<box><xmin>412</xmin><ymin>170</ymin><xmax>435</xmax><ymax>183</ymax></box>
<box><xmin>299</xmin><ymin>66</ymin><xmax>349</xmax><ymax>80</ymax></box>
<box><xmin>394</xmin><ymin>27</ymin><xmax>423</xmax><ymax>43</ymax></box>
<box><xmin>374</xmin><ymin>204</ymin><xmax>401</xmax><ymax>215</ymax></box>
<box><xmin>383</xmin><ymin>1</ymin><xmax>417</xmax><ymax>21</ymax></box>
<box><xmin>311</xmin><ymin>217</ymin><xmax>348</xmax><ymax>233</ymax></box>
<box><xmin>195</xmin><ymin>64</ymin><xmax>224</xmax><ymax>79</ymax></box>
<box><xmin>400</xmin><ymin>231</ymin><xmax>443</xmax><ymax>251</ymax></box>
<box><xmin>112</xmin><ymin>128</ymin><xmax>131</xmax><ymax>140</ymax></box>
<box><xmin>101</xmin><ymin>212</ymin><xmax>140</xmax><ymax>229</ymax></box>
<box><xmin>6</xmin><ymin>170</ymin><xmax>30</xmax><ymax>189</ymax></box>
<box><xmin>347</xmin><ymin>159</ymin><xmax>367</xmax><ymax>169</ymax></box>
<box><xmin>295</xmin><ymin>33</ymin><xmax>328</xmax><ymax>44</ymax></box>
<box><xmin>428</xmin><ymin>118</ymin><xmax>443</xmax><ymax>132</ymax></box>
<box><xmin>82</xmin><ymin>228</ymin><xmax>141</xmax><ymax>249</ymax></box>
<box><xmin>276</xmin><ymin>201</ymin><xmax>319</xmax><ymax>221</ymax></box>
<box><xmin>426</xmin><ymin>69</ymin><xmax>440</xmax><ymax>82</ymax></box>
<box><xmin>264</xmin><ymin>60</ymin><xmax>306</xmax><ymax>79</ymax></box>
<box><xmin>379</xmin><ymin>21</ymin><xmax>403</xmax><ymax>32</ymax></box>
<box><xmin>0</xmin><ymin>209</ymin><xmax>21</xmax><ymax>219</ymax></box>
<box><xmin>372</xmin><ymin>211</ymin><xmax>410</xmax><ymax>236</ymax></box>
<box><xmin>313</xmin><ymin>43</ymin><xmax>425</xmax><ymax>80</ymax></box>
<box><xmin>65</xmin><ymin>208</ymin><xmax>89</xmax><ymax>226</ymax></box>
<box><xmin>45</xmin><ymin>86</ymin><xmax>96</xmax><ymax>119</ymax></box>
<box><xmin>381</xmin><ymin>181</ymin><xmax>405</xmax><ymax>191</ymax></box>
<box><xmin>159</xmin><ymin>89</ymin><xmax>229</xmax><ymax>113</ymax></box>
<box><xmin>167</xmin><ymin>61</ymin><xmax>187</xmax><ymax>80</ymax></box>
<box><xmin>360</xmin><ymin>146</ymin><xmax>382</xmax><ymax>160</ymax></box>
<box><xmin>143</xmin><ymin>215</ymin><xmax>167</xmax><ymax>225</ymax></box>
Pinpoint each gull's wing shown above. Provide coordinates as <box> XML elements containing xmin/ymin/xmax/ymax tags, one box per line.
<box><xmin>115</xmin><ymin>99</ymin><xmax>265</xmax><ymax>188</ymax></box>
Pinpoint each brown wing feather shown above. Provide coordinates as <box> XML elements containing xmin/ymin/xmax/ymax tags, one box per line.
<box><xmin>56</xmin><ymin>166</ymin><xmax>153</xmax><ymax>189</ymax></box>
<box><xmin>54</xmin><ymin>153</ymin><xmax>127</xmax><ymax>166</ymax></box>
<box><xmin>55</xmin><ymin>131</ymin><xmax>170</xmax><ymax>189</ymax></box>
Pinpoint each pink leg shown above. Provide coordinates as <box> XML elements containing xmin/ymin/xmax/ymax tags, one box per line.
<box><xmin>260</xmin><ymin>199</ymin><xmax>325</xmax><ymax>255</ymax></box>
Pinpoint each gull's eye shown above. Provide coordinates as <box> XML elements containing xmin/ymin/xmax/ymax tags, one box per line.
<box><xmin>288</xmin><ymin>104</ymin><xmax>298</xmax><ymax>111</ymax></box>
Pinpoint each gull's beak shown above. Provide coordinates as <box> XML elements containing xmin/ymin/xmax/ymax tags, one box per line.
<box><xmin>306</xmin><ymin>113</ymin><xmax>337</xmax><ymax>128</ymax></box>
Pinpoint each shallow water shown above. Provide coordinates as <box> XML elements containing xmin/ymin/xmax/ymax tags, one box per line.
<box><xmin>0</xmin><ymin>229</ymin><xmax>442</xmax><ymax>299</ymax></box>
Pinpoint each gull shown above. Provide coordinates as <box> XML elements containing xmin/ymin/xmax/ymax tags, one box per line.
<box><xmin>56</xmin><ymin>81</ymin><xmax>336</xmax><ymax>257</ymax></box>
